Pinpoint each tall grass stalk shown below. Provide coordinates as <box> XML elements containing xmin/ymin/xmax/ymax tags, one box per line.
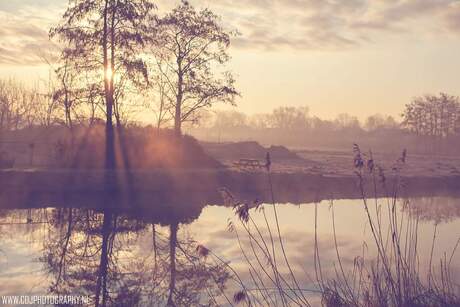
<box><xmin>318</xmin><ymin>145</ymin><xmax>460</xmax><ymax>307</ymax></box>
<box><xmin>205</xmin><ymin>146</ymin><xmax>460</xmax><ymax>306</ymax></box>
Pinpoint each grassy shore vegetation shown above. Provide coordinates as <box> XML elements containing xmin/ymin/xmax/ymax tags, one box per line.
<box><xmin>197</xmin><ymin>145</ymin><xmax>460</xmax><ymax>306</ymax></box>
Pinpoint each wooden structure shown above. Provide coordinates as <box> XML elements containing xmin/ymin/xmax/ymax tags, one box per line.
<box><xmin>233</xmin><ymin>158</ymin><xmax>265</xmax><ymax>169</ymax></box>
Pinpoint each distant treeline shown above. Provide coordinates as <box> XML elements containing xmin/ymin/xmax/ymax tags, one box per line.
<box><xmin>1</xmin><ymin>75</ymin><xmax>459</xmax><ymax>155</ymax></box>
<box><xmin>189</xmin><ymin>95</ymin><xmax>460</xmax><ymax>155</ymax></box>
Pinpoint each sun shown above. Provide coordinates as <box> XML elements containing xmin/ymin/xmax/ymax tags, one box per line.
<box><xmin>105</xmin><ymin>66</ymin><xmax>113</xmax><ymax>82</ymax></box>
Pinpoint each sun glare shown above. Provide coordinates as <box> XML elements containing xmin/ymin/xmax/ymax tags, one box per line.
<box><xmin>105</xmin><ymin>66</ymin><xmax>113</xmax><ymax>81</ymax></box>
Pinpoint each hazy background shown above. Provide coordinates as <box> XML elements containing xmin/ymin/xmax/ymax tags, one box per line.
<box><xmin>2</xmin><ymin>0</ymin><xmax>460</xmax><ymax>121</ymax></box>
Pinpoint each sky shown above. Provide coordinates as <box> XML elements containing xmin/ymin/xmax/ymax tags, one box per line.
<box><xmin>1</xmin><ymin>0</ymin><xmax>460</xmax><ymax>120</ymax></box>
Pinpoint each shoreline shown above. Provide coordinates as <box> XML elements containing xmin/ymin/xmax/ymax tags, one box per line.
<box><xmin>0</xmin><ymin>169</ymin><xmax>458</xmax><ymax>209</ymax></box>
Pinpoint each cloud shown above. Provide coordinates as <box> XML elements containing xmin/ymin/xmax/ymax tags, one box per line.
<box><xmin>0</xmin><ymin>0</ymin><xmax>62</xmax><ymax>13</ymax></box>
<box><xmin>444</xmin><ymin>2</ymin><xmax>460</xmax><ymax>32</ymax></box>
<box><xmin>0</xmin><ymin>3</ymin><xmax>62</xmax><ymax>66</ymax></box>
<box><xmin>0</xmin><ymin>20</ymin><xmax>55</xmax><ymax>65</ymax></box>
<box><xmin>2</xmin><ymin>0</ymin><xmax>460</xmax><ymax>66</ymax></box>
<box><xmin>199</xmin><ymin>0</ymin><xmax>365</xmax><ymax>51</ymax></box>
<box><xmin>191</xmin><ymin>0</ymin><xmax>460</xmax><ymax>51</ymax></box>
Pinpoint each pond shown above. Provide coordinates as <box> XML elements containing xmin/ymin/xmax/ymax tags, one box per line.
<box><xmin>0</xmin><ymin>195</ymin><xmax>459</xmax><ymax>306</ymax></box>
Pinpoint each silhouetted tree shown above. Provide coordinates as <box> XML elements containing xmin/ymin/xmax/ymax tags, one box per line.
<box><xmin>51</xmin><ymin>59</ymin><xmax>82</xmax><ymax>129</ymax></box>
<box><xmin>334</xmin><ymin>113</ymin><xmax>361</xmax><ymax>131</ymax></box>
<box><xmin>401</xmin><ymin>93</ymin><xmax>460</xmax><ymax>153</ymax></box>
<box><xmin>152</xmin><ymin>1</ymin><xmax>239</xmax><ymax>137</ymax></box>
<box><xmin>310</xmin><ymin>116</ymin><xmax>335</xmax><ymax>132</ymax></box>
<box><xmin>364</xmin><ymin>114</ymin><xmax>399</xmax><ymax>132</ymax></box>
<box><xmin>270</xmin><ymin>106</ymin><xmax>309</xmax><ymax>130</ymax></box>
<box><xmin>213</xmin><ymin>110</ymin><xmax>247</xmax><ymax>129</ymax></box>
<box><xmin>249</xmin><ymin>113</ymin><xmax>272</xmax><ymax>129</ymax></box>
<box><xmin>402</xmin><ymin>93</ymin><xmax>460</xmax><ymax>138</ymax></box>
<box><xmin>0</xmin><ymin>79</ymin><xmax>50</xmax><ymax>131</ymax></box>
<box><xmin>150</xmin><ymin>69</ymin><xmax>173</xmax><ymax>131</ymax></box>
<box><xmin>51</xmin><ymin>0</ymin><xmax>155</xmax><ymax>169</ymax></box>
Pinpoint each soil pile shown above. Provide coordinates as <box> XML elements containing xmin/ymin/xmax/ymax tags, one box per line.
<box><xmin>202</xmin><ymin>141</ymin><xmax>302</xmax><ymax>160</ymax></box>
<box><xmin>6</xmin><ymin>125</ymin><xmax>222</xmax><ymax>169</ymax></box>
<box><xmin>70</xmin><ymin>127</ymin><xmax>223</xmax><ymax>169</ymax></box>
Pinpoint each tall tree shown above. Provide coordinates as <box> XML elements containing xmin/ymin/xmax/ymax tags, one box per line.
<box><xmin>0</xmin><ymin>79</ymin><xmax>47</xmax><ymax>131</ymax></box>
<box><xmin>153</xmin><ymin>1</ymin><xmax>239</xmax><ymax>137</ymax></box>
<box><xmin>52</xmin><ymin>59</ymin><xmax>81</xmax><ymax>129</ymax></box>
<box><xmin>402</xmin><ymin>93</ymin><xmax>460</xmax><ymax>138</ymax></box>
<box><xmin>270</xmin><ymin>106</ymin><xmax>309</xmax><ymax>130</ymax></box>
<box><xmin>334</xmin><ymin>113</ymin><xmax>361</xmax><ymax>131</ymax></box>
<box><xmin>50</xmin><ymin>0</ymin><xmax>155</xmax><ymax>169</ymax></box>
<box><xmin>364</xmin><ymin>114</ymin><xmax>399</xmax><ymax>131</ymax></box>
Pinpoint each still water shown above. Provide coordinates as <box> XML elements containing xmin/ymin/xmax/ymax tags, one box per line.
<box><xmin>0</xmin><ymin>196</ymin><xmax>459</xmax><ymax>306</ymax></box>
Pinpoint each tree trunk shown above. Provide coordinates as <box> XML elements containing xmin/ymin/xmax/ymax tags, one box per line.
<box><xmin>167</xmin><ymin>222</ymin><xmax>178</xmax><ymax>306</ymax></box>
<box><xmin>95</xmin><ymin>210</ymin><xmax>112</xmax><ymax>307</ymax></box>
<box><xmin>174</xmin><ymin>103</ymin><xmax>181</xmax><ymax>137</ymax></box>
<box><xmin>103</xmin><ymin>0</ymin><xmax>115</xmax><ymax>171</ymax></box>
<box><xmin>174</xmin><ymin>63</ymin><xmax>183</xmax><ymax>138</ymax></box>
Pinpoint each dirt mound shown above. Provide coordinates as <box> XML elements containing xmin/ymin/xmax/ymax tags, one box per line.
<box><xmin>219</xmin><ymin>141</ymin><xmax>265</xmax><ymax>158</ymax></box>
<box><xmin>268</xmin><ymin>145</ymin><xmax>300</xmax><ymax>160</ymax></box>
<box><xmin>202</xmin><ymin>141</ymin><xmax>302</xmax><ymax>160</ymax></box>
<box><xmin>53</xmin><ymin>126</ymin><xmax>223</xmax><ymax>169</ymax></box>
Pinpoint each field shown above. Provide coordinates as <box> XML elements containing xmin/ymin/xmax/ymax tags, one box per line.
<box><xmin>202</xmin><ymin>141</ymin><xmax>460</xmax><ymax>178</ymax></box>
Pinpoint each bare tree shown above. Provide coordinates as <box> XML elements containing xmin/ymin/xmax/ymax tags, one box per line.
<box><xmin>334</xmin><ymin>113</ymin><xmax>361</xmax><ymax>131</ymax></box>
<box><xmin>51</xmin><ymin>60</ymin><xmax>82</xmax><ymax>129</ymax></box>
<box><xmin>150</xmin><ymin>67</ymin><xmax>173</xmax><ymax>131</ymax></box>
<box><xmin>51</xmin><ymin>0</ymin><xmax>155</xmax><ymax>169</ymax></box>
<box><xmin>249</xmin><ymin>113</ymin><xmax>272</xmax><ymax>130</ymax></box>
<box><xmin>152</xmin><ymin>1</ymin><xmax>239</xmax><ymax>137</ymax></box>
<box><xmin>270</xmin><ymin>106</ymin><xmax>309</xmax><ymax>130</ymax></box>
<box><xmin>364</xmin><ymin>114</ymin><xmax>399</xmax><ymax>132</ymax></box>
<box><xmin>402</xmin><ymin>93</ymin><xmax>460</xmax><ymax>139</ymax></box>
<box><xmin>0</xmin><ymin>79</ymin><xmax>51</xmax><ymax>131</ymax></box>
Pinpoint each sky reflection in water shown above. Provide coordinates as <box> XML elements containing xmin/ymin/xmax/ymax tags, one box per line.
<box><xmin>0</xmin><ymin>196</ymin><xmax>459</xmax><ymax>305</ymax></box>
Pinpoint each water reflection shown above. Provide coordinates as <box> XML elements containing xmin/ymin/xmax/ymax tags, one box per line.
<box><xmin>0</xmin><ymin>206</ymin><xmax>231</xmax><ymax>306</ymax></box>
<box><xmin>0</xmin><ymin>196</ymin><xmax>459</xmax><ymax>306</ymax></box>
<box><xmin>402</xmin><ymin>196</ymin><xmax>460</xmax><ymax>224</ymax></box>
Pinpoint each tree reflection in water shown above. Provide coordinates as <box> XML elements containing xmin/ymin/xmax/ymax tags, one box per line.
<box><xmin>402</xmin><ymin>196</ymin><xmax>460</xmax><ymax>224</ymax></box>
<box><xmin>5</xmin><ymin>196</ymin><xmax>458</xmax><ymax>306</ymax></box>
<box><xmin>41</xmin><ymin>207</ymin><xmax>230</xmax><ymax>306</ymax></box>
